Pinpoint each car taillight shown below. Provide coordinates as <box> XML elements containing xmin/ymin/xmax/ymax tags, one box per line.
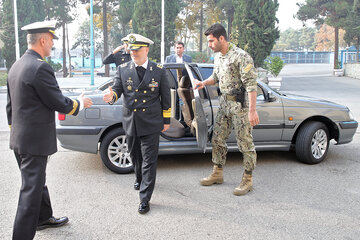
<box><xmin>58</xmin><ymin>113</ymin><xmax>66</xmax><ymax>121</ymax></box>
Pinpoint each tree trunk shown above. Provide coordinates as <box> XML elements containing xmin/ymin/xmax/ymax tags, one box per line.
<box><xmin>199</xmin><ymin>2</ymin><xmax>203</xmax><ymax>52</ymax></box>
<box><xmin>334</xmin><ymin>26</ymin><xmax>339</xmax><ymax>69</ymax></box>
<box><xmin>103</xmin><ymin>0</ymin><xmax>109</xmax><ymax>77</ymax></box>
<box><xmin>357</xmin><ymin>37</ymin><xmax>359</xmax><ymax>62</ymax></box>
<box><xmin>62</xmin><ymin>22</ymin><xmax>67</xmax><ymax>77</ymax></box>
<box><xmin>66</xmin><ymin>23</ymin><xmax>72</xmax><ymax>78</ymax></box>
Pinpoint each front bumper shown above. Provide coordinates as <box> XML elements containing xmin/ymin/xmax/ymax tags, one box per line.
<box><xmin>336</xmin><ymin>120</ymin><xmax>358</xmax><ymax>145</ymax></box>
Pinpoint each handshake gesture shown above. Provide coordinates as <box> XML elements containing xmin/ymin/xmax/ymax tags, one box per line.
<box><xmin>78</xmin><ymin>92</ymin><xmax>93</xmax><ymax>109</ymax></box>
<box><xmin>103</xmin><ymin>86</ymin><xmax>114</xmax><ymax>103</ymax></box>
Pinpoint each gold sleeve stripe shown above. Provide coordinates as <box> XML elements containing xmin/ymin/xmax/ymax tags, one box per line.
<box><xmin>163</xmin><ymin>108</ymin><xmax>171</xmax><ymax>118</ymax></box>
<box><xmin>244</xmin><ymin>64</ymin><xmax>253</xmax><ymax>73</ymax></box>
<box><xmin>114</xmin><ymin>92</ymin><xmax>119</xmax><ymax>102</ymax></box>
<box><xmin>68</xmin><ymin>100</ymin><xmax>78</xmax><ymax>115</ymax></box>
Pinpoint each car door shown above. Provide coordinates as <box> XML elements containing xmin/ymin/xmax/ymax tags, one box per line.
<box><xmin>184</xmin><ymin>63</ymin><xmax>212</xmax><ymax>152</ymax></box>
<box><xmin>252</xmin><ymin>85</ymin><xmax>284</xmax><ymax>142</ymax></box>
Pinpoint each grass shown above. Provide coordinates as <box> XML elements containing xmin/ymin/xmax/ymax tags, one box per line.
<box><xmin>0</xmin><ymin>71</ymin><xmax>7</xmax><ymax>86</ymax></box>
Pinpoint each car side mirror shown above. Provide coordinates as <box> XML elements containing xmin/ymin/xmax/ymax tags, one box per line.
<box><xmin>267</xmin><ymin>91</ymin><xmax>276</xmax><ymax>102</ymax></box>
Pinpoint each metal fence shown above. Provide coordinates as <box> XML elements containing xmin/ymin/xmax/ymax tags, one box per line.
<box><xmin>340</xmin><ymin>48</ymin><xmax>360</xmax><ymax>68</ymax></box>
<box><xmin>270</xmin><ymin>51</ymin><xmax>332</xmax><ymax>64</ymax></box>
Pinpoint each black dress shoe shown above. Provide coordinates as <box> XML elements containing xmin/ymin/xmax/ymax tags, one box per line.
<box><xmin>138</xmin><ymin>202</ymin><xmax>150</xmax><ymax>214</ymax></box>
<box><xmin>37</xmin><ymin>216</ymin><xmax>69</xmax><ymax>230</ymax></box>
<box><xmin>134</xmin><ymin>182</ymin><xmax>140</xmax><ymax>190</ymax></box>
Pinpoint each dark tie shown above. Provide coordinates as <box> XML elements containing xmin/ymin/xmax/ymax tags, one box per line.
<box><xmin>136</xmin><ymin>66</ymin><xmax>146</xmax><ymax>81</ymax></box>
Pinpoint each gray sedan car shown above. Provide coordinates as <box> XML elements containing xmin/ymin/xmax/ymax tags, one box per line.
<box><xmin>56</xmin><ymin>63</ymin><xmax>358</xmax><ymax>174</ymax></box>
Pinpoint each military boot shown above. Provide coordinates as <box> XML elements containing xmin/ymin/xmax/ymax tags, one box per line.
<box><xmin>200</xmin><ymin>165</ymin><xmax>223</xmax><ymax>186</ymax></box>
<box><xmin>233</xmin><ymin>172</ymin><xmax>253</xmax><ymax>196</ymax></box>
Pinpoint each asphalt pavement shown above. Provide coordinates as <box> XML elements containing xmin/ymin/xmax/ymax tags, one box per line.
<box><xmin>0</xmin><ymin>64</ymin><xmax>359</xmax><ymax>240</ymax></box>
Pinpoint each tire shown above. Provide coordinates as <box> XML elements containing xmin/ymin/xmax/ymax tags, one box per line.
<box><xmin>100</xmin><ymin>128</ymin><xmax>134</xmax><ymax>174</ymax></box>
<box><xmin>295</xmin><ymin>121</ymin><xmax>330</xmax><ymax>164</ymax></box>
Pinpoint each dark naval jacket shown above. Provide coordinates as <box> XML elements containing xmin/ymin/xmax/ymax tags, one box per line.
<box><xmin>6</xmin><ymin>49</ymin><xmax>81</xmax><ymax>156</ymax></box>
<box><xmin>103</xmin><ymin>51</ymin><xmax>131</xmax><ymax>67</ymax></box>
<box><xmin>109</xmin><ymin>60</ymin><xmax>171</xmax><ymax>136</ymax></box>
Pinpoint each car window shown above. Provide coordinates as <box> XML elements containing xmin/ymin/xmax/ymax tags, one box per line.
<box><xmin>98</xmin><ymin>78</ymin><xmax>115</xmax><ymax>91</ymax></box>
<box><xmin>257</xmin><ymin>85</ymin><xmax>265</xmax><ymax>101</ymax></box>
<box><xmin>198</xmin><ymin>67</ymin><xmax>213</xmax><ymax>80</ymax></box>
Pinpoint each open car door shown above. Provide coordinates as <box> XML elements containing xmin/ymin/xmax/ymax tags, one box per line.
<box><xmin>184</xmin><ymin>63</ymin><xmax>211</xmax><ymax>153</ymax></box>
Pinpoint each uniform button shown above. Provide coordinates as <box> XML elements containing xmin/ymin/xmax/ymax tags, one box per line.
<box><xmin>144</xmin><ymin>90</ymin><xmax>147</xmax><ymax>93</ymax></box>
<box><xmin>143</xmin><ymin>100</ymin><xmax>146</xmax><ymax>103</ymax></box>
<box><xmin>135</xmin><ymin>89</ymin><xmax>138</xmax><ymax>92</ymax></box>
<box><xmin>143</xmin><ymin>109</ymin><xmax>146</xmax><ymax>112</ymax></box>
<box><xmin>135</xmin><ymin>99</ymin><xmax>137</xmax><ymax>102</ymax></box>
<box><xmin>134</xmin><ymin>109</ymin><xmax>137</xmax><ymax>112</ymax></box>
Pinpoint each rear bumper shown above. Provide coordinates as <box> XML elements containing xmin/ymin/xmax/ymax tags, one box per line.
<box><xmin>56</xmin><ymin>126</ymin><xmax>105</xmax><ymax>153</ymax></box>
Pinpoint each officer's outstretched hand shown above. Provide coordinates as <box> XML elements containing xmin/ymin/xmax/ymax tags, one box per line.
<box><xmin>80</xmin><ymin>92</ymin><xmax>93</xmax><ymax>108</ymax></box>
<box><xmin>193</xmin><ymin>79</ymin><xmax>204</xmax><ymax>90</ymax></box>
<box><xmin>162</xmin><ymin>124</ymin><xmax>170</xmax><ymax>132</ymax></box>
<box><xmin>103</xmin><ymin>86</ymin><xmax>114</xmax><ymax>103</ymax></box>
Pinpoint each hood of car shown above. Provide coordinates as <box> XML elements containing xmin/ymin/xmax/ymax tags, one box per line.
<box><xmin>281</xmin><ymin>93</ymin><xmax>348</xmax><ymax>110</ymax></box>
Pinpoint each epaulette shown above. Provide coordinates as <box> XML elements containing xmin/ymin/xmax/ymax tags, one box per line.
<box><xmin>37</xmin><ymin>58</ymin><xmax>45</xmax><ymax>62</ymax></box>
<box><xmin>157</xmin><ymin>63</ymin><xmax>163</xmax><ymax>69</ymax></box>
<box><xmin>120</xmin><ymin>62</ymin><xmax>127</xmax><ymax>68</ymax></box>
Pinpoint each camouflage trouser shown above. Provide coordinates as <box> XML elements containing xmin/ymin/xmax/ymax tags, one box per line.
<box><xmin>211</xmin><ymin>96</ymin><xmax>256</xmax><ymax>171</ymax></box>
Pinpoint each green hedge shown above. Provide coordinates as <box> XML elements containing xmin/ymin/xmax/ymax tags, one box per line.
<box><xmin>0</xmin><ymin>72</ymin><xmax>7</xmax><ymax>86</ymax></box>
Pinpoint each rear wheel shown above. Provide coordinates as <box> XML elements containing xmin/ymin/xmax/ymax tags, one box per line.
<box><xmin>295</xmin><ymin>121</ymin><xmax>330</xmax><ymax>164</ymax></box>
<box><xmin>100</xmin><ymin>128</ymin><xmax>134</xmax><ymax>173</ymax></box>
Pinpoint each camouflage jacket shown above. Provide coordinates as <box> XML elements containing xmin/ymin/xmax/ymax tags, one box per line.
<box><xmin>211</xmin><ymin>43</ymin><xmax>257</xmax><ymax>95</ymax></box>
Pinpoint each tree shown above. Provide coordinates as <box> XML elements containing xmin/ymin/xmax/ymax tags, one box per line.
<box><xmin>0</xmin><ymin>0</ymin><xmax>45</xmax><ymax>70</ymax></box>
<box><xmin>232</xmin><ymin>0</ymin><xmax>280</xmax><ymax>68</ymax></box>
<box><xmin>344</xmin><ymin>0</ymin><xmax>360</xmax><ymax>62</ymax></box>
<box><xmin>116</xmin><ymin>0</ymin><xmax>136</xmax><ymax>37</ymax></box>
<box><xmin>315</xmin><ymin>24</ymin><xmax>346</xmax><ymax>51</ymax></box>
<box><xmin>44</xmin><ymin>0</ymin><xmax>78</xmax><ymax>77</ymax></box>
<box><xmin>296</xmin><ymin>0</ymin><xmax>352</xmax><ymax>69</ymax></box>
<box><xmin>132</xmin><ymin>0</ymin><xmax>181</xmax><ymax>61</ymax></box>
<box><xmin>72</xmin><ymin>21</ymin><xmax>91</xmax><ymax>67</ymax></box>
<box><xmin>299</xmin><ymin>27</ymin><xmax>316</xmax><ymax>51</ymax></box>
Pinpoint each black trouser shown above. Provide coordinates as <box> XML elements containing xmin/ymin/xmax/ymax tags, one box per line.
<box><xmin>13</xmin><ymin>151</ymin><xmax>52</xmax><ymax>240</ymax></box>
<box><xmin>127</xmin><ymin>132</ymin><xmax>160</xmax><ymax>203</ymax></box>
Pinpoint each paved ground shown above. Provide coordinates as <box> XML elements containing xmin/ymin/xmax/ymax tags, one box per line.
<box><xmin>0</xmin><ymin>64</ymin><xmax>359</xmax><ymax>240</ymax></box>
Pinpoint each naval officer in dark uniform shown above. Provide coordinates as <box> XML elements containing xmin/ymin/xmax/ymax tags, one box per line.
<box><xmin>102</xmin><ymin>35</ymin><xmax>131</xmax><ymax>67</ymax></box>
<box><xmin>6</xmin><ymin>20</ymin><xmax>93</xmax><ymax>240</ymax></box>
<box><xmin>103</xmin><ymin>34</ymin><xmax>171</xmax><ymax>214</ymax></box>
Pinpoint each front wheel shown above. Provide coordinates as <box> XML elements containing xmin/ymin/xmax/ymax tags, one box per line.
<box><xmin>295</xmin><ymin>121</ymin><xmax>330</xmax><ymax>164</ymax></box>
<box><xmin>100</xmin><ymin>128</ymin><xmax>134</xmax><ymax>174</ymax></box>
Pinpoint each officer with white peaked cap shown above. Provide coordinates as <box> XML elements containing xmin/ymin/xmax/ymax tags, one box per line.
<box><xmin>103</xmin><ymin>33</ymin><xmax>171</xmax><ymax>215</ymax></box>
<box><xmin>7</xmin><ymin>20</ymin><xmax>92</xmax><ymax>240</ymax></box>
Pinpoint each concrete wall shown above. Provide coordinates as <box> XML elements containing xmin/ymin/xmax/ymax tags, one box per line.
<box><xmin>344</xmin><ymin>63</ymin><xmax>360</xmax><ymax>79</ymax></box>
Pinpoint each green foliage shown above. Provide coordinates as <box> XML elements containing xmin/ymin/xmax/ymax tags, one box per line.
<box><xmin>45</xmin><ymin>59</ymin><xmax>62</xmax><ymax>72</ymax></box>
<box><xmin>264</xmin><ymin>56</ymin><xmax>284</xmax><ymax>77</ymax></box>
<box><xmin>0</xmin><ymin>72</ymin><xmax>7</xmax><ymax>86</ymax></box>
<box><xmin>232</xmin><ymin>0</ymin><xmax>280</xmax><ymax>68</ymax></box>
<box><xmin>0</xmin><ymin>0</ymin><xmax>46</xmax><ymax>70</ymax></box>
<box><xmin>273</xmin><ymin>27</ymin><xmax>316</xmax><ymax>51</ymax></box>
<box><xmin>132</xmin><ymin>0</ymin><xmax>181</xmax><ymax>61</ymax></box>
<box><xmin>343</xmin><ymin>1</ymin><xmax>360</xmax><ymax>61</ymax></box>
<box><xmin>189</xmin><ymin>52</ymin><xmax>211</xmax><ymax>63</ymax></box>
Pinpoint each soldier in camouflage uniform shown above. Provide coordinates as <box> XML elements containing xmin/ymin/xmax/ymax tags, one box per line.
<box><xmin>194</xmin><ymin>23</ymin><xmax>259</xmax><ymax>196</ymax></box>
